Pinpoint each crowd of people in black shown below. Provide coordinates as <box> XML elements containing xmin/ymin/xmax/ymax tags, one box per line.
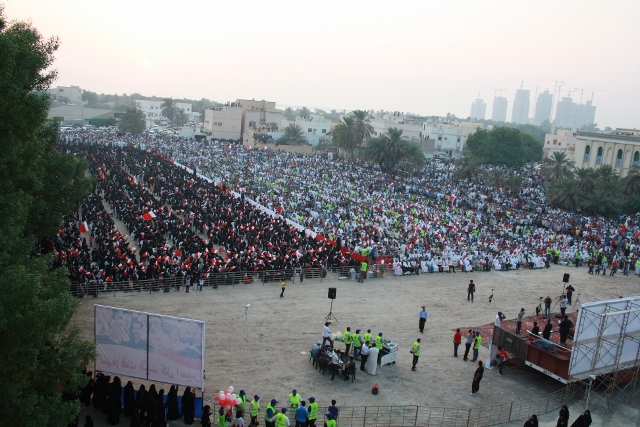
<box><xmin>79</xmin><ymin>369</ymin><xmax>196</xmax><ymax>426</ymax></box>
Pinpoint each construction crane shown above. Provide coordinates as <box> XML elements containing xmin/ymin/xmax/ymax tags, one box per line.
<box><xmin>529</xmin><ymin>84</ymin><xmax>541</xmax><ymax>120</ymax></box>
<box><xmin>539</xmin><ymin>78</ymin><xmax>564</xmax><ymax>120</ymax></box>
<box><xmin>574</xmin><ymin>86</ymin><xmax>605</xmax><ymax>105</ymax></box>
<box><xmin>484</xmin><ymin>87</ymin><xmax>506</xmax><ymax>98</ymax></box>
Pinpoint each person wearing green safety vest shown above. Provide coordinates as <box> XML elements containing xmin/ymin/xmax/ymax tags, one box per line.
<box><xmin>324</xmin><ymin>412</ymin><xmax>337</xmax><ymax>427</ymax></box>
<box><xmin>343</xmin><ymin>327</ymin><xmax>352</xmax><ymax>356</ymax></box>
<box><xmin>250</xmin><ymin>395</ymin><xmax>260</xmax><ymax>427</ymax></box>
<box><xmin>275</xmin><ymin>408</ymin><xmax>290</xmax><ymax>427</ymax></box>
<box><xmin>363</xmin><ymin>329</ymin><xmax>372</xmax><ymax>344</ymax></box>
<box><xmin>236</xmin><ymin>390</ymin><xmax>247</xmax><ymax>418</ymax></box>
<box><xmin>218</xmin><ymin>408</ymin><xmax>229</xmax><ymax>427</ymax></box>
<box><xmin>288</xmin><ymin>389</ymin><xmax>300</xmax><ymax>409</ymax></box>
<box><xmin>358</xmin><ymin>260</ymin><xmax>368</xmax><ymax>283</ymax></box>
<box><xmin>352</xmin><ymin>329</ymin><xmax>363</xmax><ymax>360</ymax></box>
<box><xmin>307</xmin><ymin>397</ymin><xmax>318</xmax><ymax>427</ymax></box>
<box><xmin>265</xmin><ymin>399</ymin><xmax>278</xmax><ymax>427</ymax></box>
<box><xmin>411</xmin><ymin>338</ymin><xmax>421</xmax><ymax>371</ymax></box>
<box><xmin>375</xmin><ymin>332</ymin><xmax>383</xmax><ymax>350</ymax></box>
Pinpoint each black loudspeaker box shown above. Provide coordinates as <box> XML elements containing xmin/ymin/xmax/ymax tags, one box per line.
<box><xmin>328</xmin><ymin>287</ymin><xmax>337</xmax><ymax>299</ymax></box>
<box><xmin>563</xmin><ymin>273</ymin><xmax>570</xmax><ymax>283</ymax></box>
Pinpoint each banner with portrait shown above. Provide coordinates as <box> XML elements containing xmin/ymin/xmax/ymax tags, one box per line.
<box><xmin>94</xmin><ymin>305</ymin><xmax>205</xmax><ymax>389</ymax></box>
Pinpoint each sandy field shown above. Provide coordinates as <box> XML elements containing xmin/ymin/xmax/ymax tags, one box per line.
<box><xmin>71</xmin><ymin>261</ymin><xmax>640</xmax><ymax>426</ymax></box>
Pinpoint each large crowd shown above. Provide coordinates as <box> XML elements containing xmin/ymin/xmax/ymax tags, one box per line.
<box><xmin>50</xmin><ymin>131</ymin><xmax>640</xmax><ymax>288</ymax></box>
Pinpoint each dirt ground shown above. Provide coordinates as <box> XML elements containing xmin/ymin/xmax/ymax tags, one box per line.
<box><xmin>70</xmin><ymin>262</ymin><xmax>640</xmax><ymax>426</ymax></box>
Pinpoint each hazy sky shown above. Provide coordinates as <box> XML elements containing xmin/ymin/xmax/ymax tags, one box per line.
<box><xmin>6</xmin><ymin>0</ymin><xmax>640</xmax><ymax>129</ymax></box>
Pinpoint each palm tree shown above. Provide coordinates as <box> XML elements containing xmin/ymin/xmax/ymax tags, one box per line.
<box><xmin>487</xmin><ymin>169</ymin><xmax>506</xmax><ymax>187</ymax></box>
<box><xmin>547</xmin><ymin>179</ymin><xmax>582</xmax><ymax>211</ymax></box>
<box><xmin>596</xmin><ymin>164</ymin><xmax>618</xmax><ymax>182</ymax></box>
<box><xmin>119</xmin><ymin>104</ymin><xmax>146</xmax><ymax>135</ymax></box>
<box><xmin>161</xmin><ymin>98</ymin><xmax>177</xmax><ymax>125</ymax></box>
<box><xmin>622</xmin><ymin>167</ymin><xmax>640</xmax><ymax>195</ymax></box>
<box><xmin>364</xmin><ymin>127</ymin><xmax>412</xmax><ymax>171</ymax></box>
<box><xmin>541</xmin><ymin>151</ymin><xmax>575</xmax><ymax>181</ymax></box>
<box><xmin>174</xmin><ymin>108</ymin><xmax>188</xmax><ymax>127</ymax></box>
<box><xmin>352</xmin><ymin>110</ymin><xmax>373</xmax><ymax>156</ymax></box>
<box><xmin>503</xmin><ymin>176</ymin><xmax>524</xmax><ymax>197</ymax></box>
<box><xmin>277</xmin><ymin>124</ymin><xmax>308</xmax><ymax>145</ymax></box>
<box><xmin>581</xmin><ymin>189</ymin><xmax>620</xmax><ymax>217</ymax></box>
<box><xmin>332</xmin><ymin>116</ymin><xmax>358</xmax><ymax>158</ymax></box>
<box><xmin>453</xmin><ymin>157</ymin><xmax>482</xmax><ymax>182</ymax></box>
<box><xmin>575</xmin><ymin>167</ymin><xmax>598</xmax><ymax>193</ymax></box>
<box><xmin>400</xmin><ymin>143</ymin><xmax>425</xmax><ymax>172</ymax></box>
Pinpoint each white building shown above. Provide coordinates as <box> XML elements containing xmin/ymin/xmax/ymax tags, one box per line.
<box><xmin>370</xmin><ymin>112</ymin><xmax>422</xmax><ymax>141</ymax></box>
<box><xmin>543</xmin><ymin>129</ymin><xmax>578</xmax><ymax>158</ymax></box>
<box><xmin>48</xmin><ymin>85</ymin><xmax>83</xmax><ymax>105</ymax></box>
<box><xmin>421</xmin><ymin>120</ymin><xmax>486</xmax><ymax>155</ymax></box>
<box><xmin>571</xmin><ymin>129</ymin><xmax>640</xmax><ymax>178</ymax></box>
<box><xmin>203</xmin><ymin>106</ymin><xmax>244</xmax><ymax>140</ymax></box>
<box><xmin>135</xmin><ymin>100</ymin><xmax>196</xmax><ymax>127</ymax></box>
<box><xmin>295</xmin><ymin>115</ymin><xmax>331</xmax><ymax>136</ymax></box>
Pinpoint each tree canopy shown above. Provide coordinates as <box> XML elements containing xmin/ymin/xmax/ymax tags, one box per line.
<box><xmin>364</xmin><ymin>127</ymin><xmax>423</xmax><ymax>171</ymax></box>
<box><xmin>119</xmin><ymin>102</ymin><xmax>146</xmax><ymax>135</ymax></box>
<box><xmin>466</xmin><ymin>127</ymin><xmax>543</xmax><ymax>167</ymax></box>
<box><xmin>0</xmin><ymin>8</ymin><xmax>95</xmax><ymax>426</ymax></box>
<box><xmin>278</xmin><ymin>124</ymin><xmax>308</xmax><ymax>145</ymax></box>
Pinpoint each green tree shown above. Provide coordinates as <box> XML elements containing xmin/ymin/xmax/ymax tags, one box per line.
<box><xmin>466</xmin><ymin>127</ymin><xmax>543</xmax><ymax>167</ymax></box>
<box><xmin>161</xmin><ymin>97</ymin><xmax>177</xmax><ymax>124</ymax></box>
<box><xmin>623</xmin><ymin>167</ymin><xmax>640</xmax><ymax>195</ymax></box>
<box><xmin>364</xmin><ymin>127</ymin><xmax>418</xmax><ymax>171</ymax></box>
<box><xmin>119</xmin><ymin>102</ymin><xmax>146</xmax><ymax>135</ymax></box>
<box><xmin>278</xmin><ymin>124</ymin><xmax>308</xmax><ymax>145</ymax></box>
<box><xmin>81</xmin><ymin>90</ymin><xmax>99</xmax><ymax>106</ymax></box>
<box><xmin>575</xmin><ymin>167</ymin><xmax>598</xmax><ymax>193</ymax></box>
<box><xmin>174</xmin><ymin>108</ymin><xmax>188</xmax><ymax>127</ymax></box>
<box><xmin>300</xmin><ymin>106</ymin><xmax>311</xmax><ymax>118</ymax></box>
<box><xmin>547</xmin><ymin>179</ymin><xmax>582</xmax><ymax>211</ymax></box>
<box><xmin>541</xmin><ymin>151</ymin><xmax>575</xmax><ymax>181</ymax></box>
<box><xmin>352</xmin><ymin>109</ymin><xmax>373</xmax><ymax>155</ymax></box>
<box><xmin>0</xmin><ymin>8</ymin><xmax>95</xmax><ymax>426</ymax></box>
<box><xmin>283</xmin><ymin>107</ymin><xmax>296</xmax><ymax>121</ymax></box>
<box><xmin>453</xmin><ymin>157</ymin><xmax>483</xmax><ymax>182</ymax></box>
<box><xmin>332</xmin><ymin>116</ymin><xmax>358</xmax><ymax>158</ymax></box>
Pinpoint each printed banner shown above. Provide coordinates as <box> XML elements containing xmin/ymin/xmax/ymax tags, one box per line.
<box><xmin>148</xmin><ymin>314</ymin><xmax>204</xmax><ymax>388</ymax></box>
<box><xmin>94</xmin><ymin>305</ymin><xmax>205</xmax><ymax>389</ymax></box>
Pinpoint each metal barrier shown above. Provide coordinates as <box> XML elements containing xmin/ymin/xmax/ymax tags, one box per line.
<box><xmin>70</xmin><ymin>265</ymin><xmax>414</xmax><ymax>298</ymax></box>
<box><xmin>203</xmin><ymin>387</ymin><xmax>568</xmax><ymax>427</ymax></box>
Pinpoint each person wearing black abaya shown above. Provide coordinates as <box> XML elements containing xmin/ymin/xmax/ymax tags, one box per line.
<box><xmin>147</xmin><ymin>384</ymin><xmax>159</xmax><ymax>427</ymax></box>
<box><xmin>123</xmin><ymin>381</ymin><xmax>135</xmax><ymax>417</ymax></box>
<box><xmin>84</xmin><ymin>415</ymin><xmax>95</xmax><ymax>427</ymax></box>
<box><xmin>182</xmin><ymin>386</ymin><xmax>196</xmax><ymax>425</ymax></box>
<box><xmin>107</xmin><ymin>376</ymin><xmax>122</xmax><ymax>425</ymax></box>
<box><xmin>167</xmin><ymin>385</ymin><xmax>181</xmax><ymax>420</ymax></box>
<box><xmin>570</xmin><ymin>410</ymin><xmax>592</xmax><ymax>427</ymax></box>
<box><xmin>80</xmin><ymin>371</ymin><xmax>94</xmax><ymax>407</ymax></box>
<box><xmin>135</xmin><ymin>384</ymin><xmax>148</xmax><ymax>427</ymax></box>
<box><xmin>557</xmin><ymin>405</ymin><xmax>570</xmax><ymax>427</ymax></box>
<box><xmin>157</xmin><ymin>388</ymin><xmax>167</xmax><ymax>427</ymax></box>
<box><xmin>101</xmin><ymin>375</ymin><xmax>111</xmax><ymax>414</ymax></box>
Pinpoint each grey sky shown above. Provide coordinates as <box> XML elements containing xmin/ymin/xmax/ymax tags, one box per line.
<box><xmin>6</xmin><ymin>0</ymin><xmax>639</xmax><ymax>129</ymax></box>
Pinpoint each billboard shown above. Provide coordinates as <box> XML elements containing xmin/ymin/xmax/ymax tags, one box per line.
<box><xmin>94</xmin><ymin>305</ymin><xmax>205</xmax><ymax>389</ymax></box>
<box><xmin>568</xmin><ymin>296</ymin><xmax>640</xmax><ymax>380</ymax></box>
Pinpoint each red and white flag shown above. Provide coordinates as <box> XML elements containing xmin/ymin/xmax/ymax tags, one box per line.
<box><xmin>143</xmin><ymin>211</ymin><xmax>156</xmax><ymax>220</ymax></box>
<box><xmin>79</xmin><ymin>221</ymin><xmax>89</xmax><ymax>233</ymax></box>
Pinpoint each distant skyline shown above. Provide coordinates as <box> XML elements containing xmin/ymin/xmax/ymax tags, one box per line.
<box><xmin>5</xmin><ymin>0</ymin><xmax>640</xmax><ymax>129</ymax></box>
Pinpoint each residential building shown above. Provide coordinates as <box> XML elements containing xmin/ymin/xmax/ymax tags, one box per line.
<box><xmin>470</xmin><ymin>98</ymin><xmax>486</xmax><ymax>120</ymax></box>
<box><xmin>48</xmin><ymin>85</ymin><xmax>83</xmax><ymax>105</ymax></box>
<box><xmin>421</xmin><ymin>120</ymin><xmax>487</xmax><ymax>156</ymax></box>
<box><xmin>236</xmin><ymin>99</ymin><xmax>283</xmax><ymax>134</ymax></box>
<box><xmin>135</xmin><ymin>100</ymin><xmax>196</xmax><ymax>128</ymax></box>
<box><xmin>543</xmin><ymin>129</ymin><xmax>578</xmax><ymax>158</ymax></box>
<box><xmin>555</xmin><ymin>97</ymin><xmax>576</xmax><ymax>128</ymax></box>
<box><xmin>570</xmin><ymin>129</ymin><xmax>640</xmax><ymax>178</ymax></box>
<box><xmin>370</xmin><ymin>112</ymin><xmax>422</xmax><ymax>141</ymax></box>
<box><xmin>575</xmin><ymin>100</ymin><xmax>596</xmax><ymax>129</ymax></box>
<box><xmin>511</xmin><ymin>89</ymin><xmax>530</xmax><ymax>125</ymax></box>
<box><xmin>491</xmin><ymin>97</ymin><xmax>508</xmax><ymax>122</ymax></box>
<box><xmin>203</xmin><ymin>106</ymin><xmax>243</xmax><ymax>140</ymax></box>
<box><xmin>295</xmin><ymin>115</ymin><xmax>331</xmax><ymax>136</ymax></box>
<box><xmin>533</xmin><ymin>90</ymin><xmax>553</xmax><ymax>126</ymax></box>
